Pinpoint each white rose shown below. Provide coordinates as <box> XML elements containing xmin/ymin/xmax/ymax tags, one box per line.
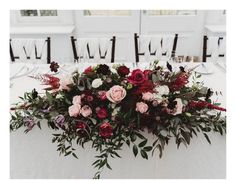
<box><xmin>92</xmin><ymin>78</ymin><xmax>103</xmax><ymax>88</ymax></box>
<box><xmin>153</xmin><ymin>94</ymin><xmax>163</xmax><ymax>103</ymax></box>
<box><xmin>155</xmin><ymin>85</ymin><xmax>169</xmax><ymax>95</ymax></box>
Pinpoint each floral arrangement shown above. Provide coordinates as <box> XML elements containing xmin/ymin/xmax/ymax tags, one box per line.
<box><xmin>10</xmin><ymin>61</ymin><xmax>226</xmax><ymax>179</ymax></box>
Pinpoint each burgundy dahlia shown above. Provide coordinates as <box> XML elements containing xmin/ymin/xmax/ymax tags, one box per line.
<box><xmin>76</xmin><ymin>122</ymin><xmax>86</xmax><ymax>130</ymax></box>
<box><xmin>117</xmin><ymin>65</ymin><xmax>130</xmax><ymax>77</ymax></box>
<box><xmin>50</xmin><ymin>61</ymin><xmax>59</xmax><ymax>73</ymax></box>
<box><xmin>96</xmin><ymin>108</ymin><xmax>108</xmax><ymax>119</ymax></box>
<box><xmin>96</xmin><ymin>64</ymin><xmax>111</xmax><ymax>75</ymax></box>
<box><xmin>99</xmin><ymin>122</ymin><xmax>113</xmax><ymax>138</ymax></box>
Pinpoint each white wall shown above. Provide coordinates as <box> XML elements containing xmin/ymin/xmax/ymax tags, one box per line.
<box><xmin>10</xmin><ymin>10</ymin><xmax>226</xmax><ymax>63</ymax></box>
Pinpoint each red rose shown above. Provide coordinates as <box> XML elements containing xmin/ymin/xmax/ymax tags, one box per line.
<box><xmin>117</xmin><ymin>65</ymin><xmax>130</xmax><ymax>77</ymax></box>
<box><xmin>127</xmin><ymin>69</ymin><xmax>147</xmax><ymax>85</ymax></box>
<box><xmin>96</xmin><ymin>108</ymin><xmax>108</xmax><ymax>119</ymax></box>
<box><xmin>83</xmin><ymin>66</ymin><xmax>93</xmax><ymax>74</ymax></box>
<box><xmin>143</xmin><ymin>70</ymin><xmax>152</xmax><ymax>78</ymax></box>
<box><xmin>99</xmin><ymin>122</ymin><xmax>113</xmax><ymax>138</ymax></box>
<box><xmin>76</xmin><ymin>122</ymin><xmax>86</xmax><ymax>129</ymax></box>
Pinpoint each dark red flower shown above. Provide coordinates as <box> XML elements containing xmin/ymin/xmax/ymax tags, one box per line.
<box><xmin>170</xmin><ymin>72</ymin><xmax>189</xmax><ymax>91</ymax></box>
<box><xmin>143</xmin><ymin>70</ymin><xmax>152</xmax><ymax>78</ymax></box>
<box><xmin>127</xmin><ymin>69</ymin><xmax>147</xmax><ymax>85</ymax></box>
<box><xmin>87</xmin><ymin>95</ymin><xmax>94</xmax><ymax>102</ymax></box>
<box><xmin>96</xmin><ymin>108</ymin><xmax>108</xmax><ymax>119</ymax></box>
<box><xmin>50</xmin><ymin>61</ymin><xmax>59</xmax><ymax>73</ymax></box>
<box><xmin>96</xmin><ymin>64</ymin><xmax>111</xmax><ymax>75</ymax></box>
<box><xmin>99</xmin><ymin>122</ymin><xmax>113</xmax><ymax>138</ymax></box>
<box><xmin>117</xmin><ymin>65</ymin><xmax>130</xmax><ymax>77</ymax></box>
<box><xmin>43</xmin><ymin>74</ymin><xmax>60</xmax><ymax>90</ymax></box>
<box><xmin>188</xmin><ymin>100</ymin><xmax>226</xmax><ymax>111</ymax></box>
<box><xmin>133</xmin><ymin>80</ymin><xmax>154</xmax><ymax>95</ymax></box>
<box><xmin>83</xmin><ymin>66</ymin><xmax>93</xmax><ymax>74</ymax></box>
<box><xmin>76</xmin><ymin>122</ymin><xmax>86</xmax><ymax>129</ymax></box>
<box><xmin>98</xmin><ymin>91</ymin><xmax>107</xmax><ymax>101</ymax></box>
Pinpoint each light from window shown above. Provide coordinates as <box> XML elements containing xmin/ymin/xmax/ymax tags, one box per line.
<box><xmin>84</xmin><ymin>10</ymin><xmax>131</xmax><ymax>16</ymax></box>
<box><xmin>147</xmin><ymin>10</ymin><xmax>197</xmax><ymax>16</ymax></box>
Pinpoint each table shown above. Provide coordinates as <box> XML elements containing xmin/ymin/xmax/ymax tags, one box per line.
<box><xmin>10</xmin><ymin>62</ymin><xmax>226</xmax><ymax>179</ymax></box>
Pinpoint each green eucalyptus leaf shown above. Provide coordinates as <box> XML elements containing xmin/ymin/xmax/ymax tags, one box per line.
<box><xmin>138</xmin><ymin>139</ymin><xmax>147</xmax><ymax>147</ymax></box>
<box><xmin>133</xmin><ymin>145</ymin><xmax>138</xmax><ymax>157</ymax></box>
<box><xmin>141</xmin><ymin>149</ymin><xmax>148</xmax><ymax>159</ymax></box>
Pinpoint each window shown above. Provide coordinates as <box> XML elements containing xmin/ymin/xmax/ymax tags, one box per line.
<box><xmin>11</xmin><ymin>10</ymin><xmax>73</xmax><ymax>26</ymax></box>
<box><xmin>146</xmin><ymin>10</ymin><xmax>197</xmax><ymax>16</ymax></box>
<box><xmin>20</xmin><ymin>10</ymin><xmax>58</xmax><ymax>17</ymax></box>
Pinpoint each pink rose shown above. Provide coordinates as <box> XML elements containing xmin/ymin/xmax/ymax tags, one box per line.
<box><xmin>136</xmin><ymin>102</ymin><xmax>148</xmax><ymax>114</ymax></box>
<box><xmin>106</xmin><ymin>85</ymin><xmax>126</xmax><ymax>103</ymax></box>
<box><xmin>172</xmin><ymin>98</ymin><xmax>183</xmax><ymax>115</ymax></box>
<box><xmin>80</xmin><ymin>105</ymin><xmax>92</xmax><ymax>117</ymax></box>
<box><xmin>98</xmin><ymin>91</ymin><xmax>107</xmax><ymax>101</ymax></box>
<box><xmin>59</xmin><ymin>75</ymin><xmax>73</xmax><ymax>91</ymax></box>
<box><xmin>68</xmin><ymin>104</ymin><xmax>81</xmax><ymax>117</ymax></box>
<box><xmin>142</xmin><ymin>92</ymin><xmax>154</xmax><ymax>101</ymax></box>
<box><xmin>72</xmin><ymin>95</ymin><xmax>82</xmax><ymax>105</ymax></box>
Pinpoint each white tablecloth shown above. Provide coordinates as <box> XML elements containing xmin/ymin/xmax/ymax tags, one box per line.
<box><xmin>10</xmin><ymin>62</ymin><xmax>226</xmax><ymax>179</ymax></box>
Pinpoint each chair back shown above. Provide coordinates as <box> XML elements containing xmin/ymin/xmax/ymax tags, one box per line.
<box><xmin>134</xmin><ymin>33</ymin><xmax>178</xmax><ymax>62</ymax></box>
<box><xmin>202</xmin><ymin>35</ymin><xmax>226</xmax><ymax>62</ymax></box>
<box><xmin>10</xmin><ymin>37</ymin><xmax>51</xmax><ymax>64</ymax></box>
<box><xmin>71</xmin><ymin>36</ymin><xmax>116</xmax><ymax>63</ymax></box>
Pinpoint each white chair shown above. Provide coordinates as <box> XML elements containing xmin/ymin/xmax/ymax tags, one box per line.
<box><xmin>71</xmin><ymin>36</ymin><xmax>116</xmax><ymax>63</ymax></box>
<box><xmin>10</xmin><ymin>37</ymin><xmax>51</xmax><ymax>64</ymax></box>
<box><xmin>134</xmin><ymin>33</ymin><xmax>178</xmax><ymax>62</ymax></box>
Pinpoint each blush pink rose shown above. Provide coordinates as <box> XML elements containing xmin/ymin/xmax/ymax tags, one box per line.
<box><xmin>142</xmin><ymin>92</ymin><xmax>154</xmax><ymax>101</ymax></box>
<box><xmin>68</xmin><ymin>104</ymin><xmax>81</xmax><ymax>117</ymax></box>
<box><xmin>98</xmin><ymin>91</ymin><xmax>107</xmax><ymax>100</ymax></box>
<box><xmin>72</xmin><ymin>95</ymin><xmax>82</xmax><ymax>105</ymax></box>
<box><xmin>80</xmin><ymin>105</ymin><xmax>92</xmax><ymax>117</ymax></box>
<box><xmin>106</xmin><ymin>85</ymin><xmax>126</xmax><ymax>103</ymax></box>
<box><xmin>136</xmin><ymin>102</ymin><xmax>148</xmax><ymax>114</ymax></box>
